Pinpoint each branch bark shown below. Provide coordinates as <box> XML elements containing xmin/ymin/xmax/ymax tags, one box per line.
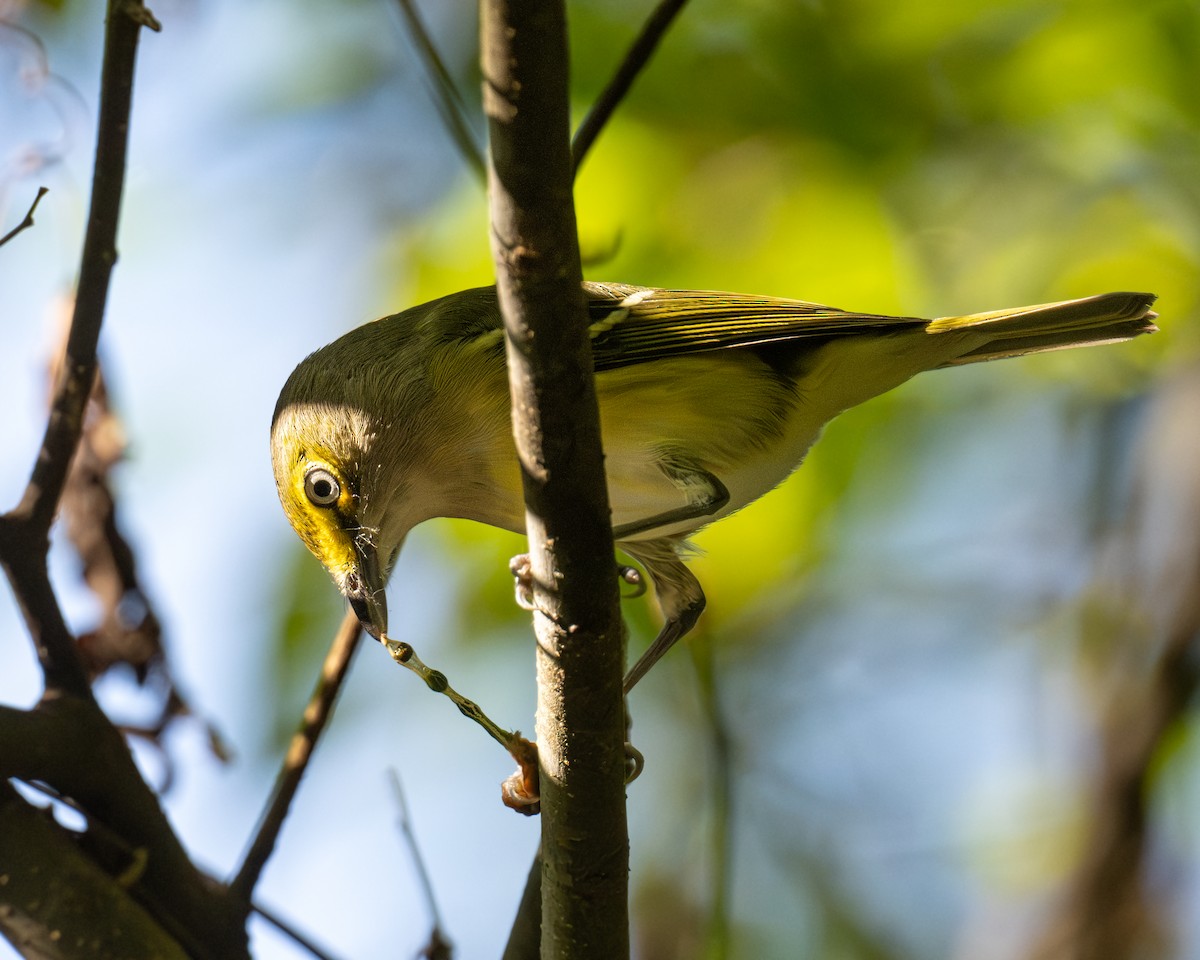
<box><xmin>0</xmin><ymin>781</ymin><xmax>189</xmax><ymax>960</ymax></box>
<box><xmin>0</xmin><ymin>4</ymin><xmax>248</xmax><ymax>956</ymax></box>
<box><xmin>501</xmin><ymin>848</ymin><xmax>543</xmax><ymax>960</ymax></box>
<box><xmin>481</xmin><ymin>2</ymin><xmax>630</xmax><ymax>957</ymax></box>
<box><xmin>1</xmin><ymin>0</ymin><xmax>158</xmax><ymax>699</ymax></box>
<box><xmin>0</xmin><ymin>699</ymin><xmax>248</xmax><ymax>958</ymax></box>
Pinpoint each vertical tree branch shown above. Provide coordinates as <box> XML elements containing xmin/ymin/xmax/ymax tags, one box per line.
<box><xmin>17</xmin><ymin>0</ymin><xmax>158</xmax><ymax>533</ymax></box>
<box><xmin>480</xmin><ymin>2</ymin><xmax>630</xmax><ymax>957</ymax></box>
<box><xmin>0</xmin><ymin>6</ymin><xmax>250</xmax><ymax>956</ymax></box>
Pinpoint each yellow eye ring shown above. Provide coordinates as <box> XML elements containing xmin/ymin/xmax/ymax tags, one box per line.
<box><xmin>304</xmin><ymin>466</ymin><xmax>341</xmax><ymax>507</ymax></box>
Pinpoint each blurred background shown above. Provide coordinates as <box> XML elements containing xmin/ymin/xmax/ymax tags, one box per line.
<box><xmin>1</xmin><ymin>0</ymin><xmax>1198</xmax><ymax>957</ymax></box>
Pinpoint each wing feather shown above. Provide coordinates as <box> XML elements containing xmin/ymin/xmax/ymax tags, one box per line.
<box><xmin>584</xmin><ymin>282</ymin><xmax>925</xmax><ymax>372</ymax></box>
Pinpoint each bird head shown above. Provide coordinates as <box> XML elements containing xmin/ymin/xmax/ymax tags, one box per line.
<box><xmin>269</xmin><ymin>318</ymin><xmax>441</xmax><ymax>642</ymax></box>
<box><xmin>270</xmin><ymin>397</ymin><xmax>393</xmax><ymax>640</ymax></box>
<box><xmin>271</xmin><ymin>290</ymin><xmax>522</xmax><ymax>642</ymax></box>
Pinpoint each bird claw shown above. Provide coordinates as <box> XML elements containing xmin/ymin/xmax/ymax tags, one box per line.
<box><xmin>499</xmin><ymin>736</ymin><xmax>642</xmax><ymax>813</ymax></box>
<box><xmin>509</xmin><ymin>553</ymin><xmax>536</xmax><ymax>611</ymax></box>
<box><xmin>511</xmin><ymin>554</ymin><xmax>646</xmax><ymax>609</ymax></box>
<box><xmin>618</xmin><ymin>564</ymin><xmax>646</xmax><ymax>598</ymax></box>
<box><xmin>624</xmin><ymin>741</ymin><xmax>645</xmax><ymax>783</ymax></box>
<box><xmin>500</xmin><ymin>734</ymin><xmax>540</xmax><ymax>815</ymax></box>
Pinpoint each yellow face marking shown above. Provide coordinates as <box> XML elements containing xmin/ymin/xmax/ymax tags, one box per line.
<box><xmin>278</xmin><ymin>453</ymin><xmax>360</xmax><ymax>586</ymax></box>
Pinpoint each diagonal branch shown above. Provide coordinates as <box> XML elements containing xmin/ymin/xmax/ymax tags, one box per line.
<box><xmin>0</xmin><ymin>697</ymin><xmax>248</xmax><ymax>956</ymax></box>
<box><xmin>0</xmin><ymin>780</ymin><xmax>190</xmax><ymax>959</ymax></box>
<box><xmin>230</xmin><ymin>610</ymin><xmax>364</xmax><ymax>903</ymax></box>
<box><xmin>251</xmin><ymin>902</ymin><xmax>344</xmax><ymax>960</ymax></box>
<box><xmin>0</xmin><ymin>186</ymin><xmax>49</xmax><ymax>248</ymax></box>
<box><xmin>482</xmin><ymin>1</ymin><xmax>630</xmax><ymax>957</ymax></box>
<box><xmin>394</xmin><ymin>0</ymin><xmax>486</xmax><ymax>183</ymax></box>
<box><xmin>501</xmin><ymin>848</ymin><xmax>543</xmax><ymax>960</ymax></box>
<box><xmin>689</xmin><ymin>629</ymin><xmax>734</xmax><ymax>956</ymax></box>
<box><xmin>571</xmin><ymin>0</ymin><xmax>690</xmax><ymax>173</ymax></box>
<box><xmin>388</xmin><ymin>770</ymin><xmax>453</xmax><ymax>959</ymax></box>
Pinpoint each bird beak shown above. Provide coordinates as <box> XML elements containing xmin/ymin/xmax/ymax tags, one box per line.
<box><xmin>345</xmin><ymin>539</ymin><xmax>388</xmax><ymax>640</ymax></box>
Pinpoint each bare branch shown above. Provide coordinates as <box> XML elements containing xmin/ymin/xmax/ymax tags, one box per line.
<box><xmin>0</xmin><ymin>186</ymin><xmax>48</xmax><ymax>248</ymax></box>
<box><xmin>381</xmin><ymin>636</ymin><xmax>539</xmax><ymax>811</ymax></box>
<box><xmin>14</xmin><ymin>0</ymin><xmax>156</xmax><ymax>533</ymax></box>
<box><xmin>394</xmin><ymin>0</ymin><xmax>486</xmax><ymax>183</ymax></box>
<box><xmin>689</xmin><ymin>629</ymin><xmax>734</xmax><ymax>957</ymax></box>
<box><xmin>1</xmin><ymin>0</ymin><xmax>159</xmax><ymax>700</ymax></box>
<box><xmin>252</xmin><ymin>902</ymin><xmax>345</xmax><ymax>960</ymax></box>
<box><xmin>572</xmin><ymin>0</ymin><xmax>690</xmax><ymax>173</ymax></box>
<box><xmin>482</xmin><ymin>1</ymin><xmax>630</xmax><ymax>956</ymax></box>
<box><xmin>0</xmin><ymin>699</ymin><xmax>248</xmax><ymax>956</ymax></box>
<box><xmin>501</xmin><ymin>849</ymin><xmax>542</xmax><ymax>960</ymax></box>
<box><xmin>388</xmin><ymin>770</ymin><xmax>454</xmax><ymax>959</ymax></box>
<box><xmin>0</xmin><ymin>781</ymin><xmax>190</xmax><ymax>960</ymax></box>
<box><xmin>231</xmin><ymin>609</ymin><xmax>363</xmax><ymax>902</ymax></box>
<box><xmin>0</xmin><ymin>524</ymin><xmax>93</xmax><ymax>700</ymax></box>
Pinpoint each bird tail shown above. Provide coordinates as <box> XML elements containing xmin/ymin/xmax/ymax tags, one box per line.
<box><xmin>928</xmin><ymin>291</ymin><xmax>1158</xmax><ymax>367</ymax></box>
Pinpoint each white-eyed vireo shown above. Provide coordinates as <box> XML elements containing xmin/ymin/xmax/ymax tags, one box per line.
<box><xmin>271</xmin><ymin>284</ymin><xmax>1157</xmax><ymax>689</ymax></box>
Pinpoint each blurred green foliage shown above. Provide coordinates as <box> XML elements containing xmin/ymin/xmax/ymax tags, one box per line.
<box><xmin>382</xmin><ymin>0</ymin><xmax>1193</xmax><ymax>651</ymax></box>
<box><xmin>269</xmin><ymin>0</ymin><xmax>1197</xmax><ymax>955</ymax></box>
<box><xmin>9</xmin><ymin>0</ymin><xmax>1196</xmax><ymax>956</ymax></box>
<box><xmin>366</xmin><ymin>4</ymin><xmax>1200</xmax><ymax>955</ymax></box>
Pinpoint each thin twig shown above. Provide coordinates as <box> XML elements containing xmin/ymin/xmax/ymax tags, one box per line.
<box><xmin>230</xmin><ymin>610</ymin><xmax>364</xmax><ymax>902</ymax></box>
<box><xmin>252</xmin><ymin>902</ymin><xmax>345</xmax><ymax>960</ymax></box>
<box><xmin>382</xmin><ymin>637</ymin><xmax>517</xmax><ymax>749</ymax></box>
<box><xmin>388</xmin><ymin>769</ymin><xmax>454</xmax><ymax>959</ymax></box>
<box><xmin>571</xmin><ymin>0</ymin><xmax>690</xmax><ymax>173</ymax></box>
<box><xmin>0</xmin><ymin>186</ymin><xmax>49</xmax><ymax>248</ymax></box>
<box><xmin>394</xmin><ymin>0</ymin><xmax>486</xmax><ymax>183</ymax></box>
<box><xmin>381</xmin><ymin>636</ymin><xmax>540</xmax><ymax>811</ymax></box>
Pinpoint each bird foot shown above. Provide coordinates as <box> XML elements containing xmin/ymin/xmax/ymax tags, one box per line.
<box><xmin>501</xmin><ymin>735</ymin><xmax>541</xmax><ymax>816</ymax></box>
<box><xmin>509</xmin><ymin>554</ymin><xmax>647</xmax><ymax>609</ymax></box>
<box><xmin>500</xmin><ymin>737</ymin><xmax>644</xmax><ymax>815</ymax></box>
<box><xmin>618</xmin><ymin>564</ymin><xmax>646</xmax><ymax>598</ymax></box>
<box><xmin>624</xmin><ymin>741</ymin><xmax>645</xmax><ymax>783</ymax></box>
<box><xmin>509</xmin><ymin>553</ymin><xmax>536</xmax><ymax>611</ymax></box>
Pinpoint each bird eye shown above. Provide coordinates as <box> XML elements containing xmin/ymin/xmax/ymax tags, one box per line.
<box><xmin>304</xmin><ymin>467</ymin><xmax>341</xmax><ymax>506</ymax></box>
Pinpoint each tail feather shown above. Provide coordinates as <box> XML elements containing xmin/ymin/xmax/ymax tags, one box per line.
<box><xmin>929</xmin><ymin>291</ymin><xmax>1158</xmax><ymax>367</ymax></box>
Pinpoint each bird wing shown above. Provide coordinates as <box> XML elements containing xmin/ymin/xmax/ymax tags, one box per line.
<box><xmin>584</xmin><ymin>282</ymin><xmax>926</xmax><ymax>372</ymax></box>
